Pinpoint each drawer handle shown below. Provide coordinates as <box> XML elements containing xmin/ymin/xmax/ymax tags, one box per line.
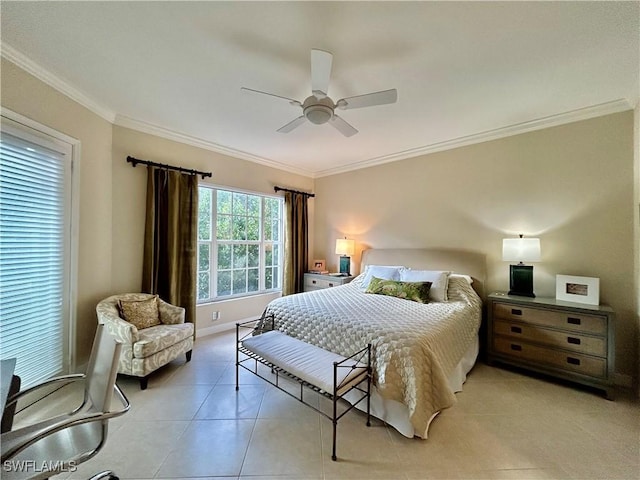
<box><xmin>312</xmin><ymin>280</ymin><xmax>317</xmax><ymax>284</ymax></box>
<box><xmin>510</xmin><ymin>326</ymin><xmax>522</xmax><ymax>334</ymax></box>
<box><xmin>567</xmin><ymin>357</ymin><xmax>581</xmax><ymax>366</ymax></box>
<box><xmin>510</xmin><ymin>344</ymin><xmax>522</xmax><ymax>352</ymax></box>
<box><xmin>328</xmin><ymin>283</ymin><xmax>334</xmax><ymax>287</ymax></box>
<box><xmin>567</xmin><ymin>337</ymin><xmax>581</xmax><ymax>345</ymax></box>
<box><xmin>567</xmin><ymin>317</ymin><xmax>581</xmax><ymax>325</ymax></box>
<box><xmin>511</xmin><ymin>309</ymin><xmax>523</xmax><ymax>316</ymax></box>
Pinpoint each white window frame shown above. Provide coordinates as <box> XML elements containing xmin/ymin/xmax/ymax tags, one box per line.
<box><xmin>0</xmin><ymin>108</ymin><xmax>80</xmax><ymax>380</ymax></box>
<box><xmin>197</xmin><ymin>184</ymin><xmax>283</xmax><ymax>303</ymax></box>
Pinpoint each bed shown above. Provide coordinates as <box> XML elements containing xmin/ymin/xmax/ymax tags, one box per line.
<box><xmin>260</xmin><ymin>248</ymin><xmax>485</xmax><ymax>438</ymax></box>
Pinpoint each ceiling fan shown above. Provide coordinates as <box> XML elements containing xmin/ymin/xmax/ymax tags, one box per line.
<box><xmin>241</xmin><ymin>49</ymin><xmax>398</xmax><ymax>137</ymax></box>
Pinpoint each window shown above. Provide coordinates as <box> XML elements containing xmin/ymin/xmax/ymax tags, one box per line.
<box><xmin>0</xmin><ymin>113</ymin><xmax>76</xmax><ymax>388</ymax></box>
<box><xmin>197</xmin><ymin>186</ymin><xmax>283</xmax><ymax>302</ymax></box>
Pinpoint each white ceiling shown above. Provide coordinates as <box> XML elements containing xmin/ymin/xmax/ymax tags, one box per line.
<box><xmin>1</xmin><ymin>1</ymin><xmax>638</xmax><ymax>177</ymax></box>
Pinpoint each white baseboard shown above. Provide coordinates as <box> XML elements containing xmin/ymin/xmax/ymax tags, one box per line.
<box><xmin>196</xmin><ymin>318</ymin><xmax>253</xmax><ymax>339</ymax></box>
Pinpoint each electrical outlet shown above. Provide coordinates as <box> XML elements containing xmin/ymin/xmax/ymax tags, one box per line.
<box><xmin>212</xmin><ymin>311</ymin><xmax>220</xmax><ymax>321</ymax></box>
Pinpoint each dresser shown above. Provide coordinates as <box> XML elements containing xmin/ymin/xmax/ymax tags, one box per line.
<box><xmin>303</xmin><ymin>273</ymin><xmax>355</xmax><ymax>292</ymax></box>
<box><xmin>486</xmin><ymin>293</ymin><xmax>615</xmax><ymax>399</ymax></box>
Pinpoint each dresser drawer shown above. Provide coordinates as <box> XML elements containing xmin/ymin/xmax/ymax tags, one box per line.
<box><xmin>493</xmin><ymin>319</ymin><xmax>606</xmax><ymax>357</ymax></box>
<box><xmin>304</xmin><ymin>276</ymin><xmax>339</xmax><ymax>290</ymax></box>
<box><xmin>493</xmin><ymin>337</ymin><xmax>606</xmax><ymax>379</ymax></box>
<box><xmin>493</xmin><ymin>302</ymin><xmax>606</xmax><ymax>335</ymax></box>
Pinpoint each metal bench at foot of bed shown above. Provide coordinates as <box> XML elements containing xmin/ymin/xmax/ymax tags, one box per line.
<box><xmin>235</xmin><ymin>318</ymin><xmax>371</xmax><ymax>461</ymax></box>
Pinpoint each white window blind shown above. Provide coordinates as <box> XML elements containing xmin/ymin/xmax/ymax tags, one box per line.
<box><xmin>0</xmin><ymin>121</ymin><xmax>73</xmax><ymax>388</ymax></box>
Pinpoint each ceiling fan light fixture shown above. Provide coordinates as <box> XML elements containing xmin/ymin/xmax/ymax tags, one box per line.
<box><xmin>242</xmin><ymin>49</ymin><xmax>398</xmax><ymax>136</ymax></box>
<box><xmin>304</xmin><ymin>105</ymin><xmax>333</xmax><ymax>125</ymax></box>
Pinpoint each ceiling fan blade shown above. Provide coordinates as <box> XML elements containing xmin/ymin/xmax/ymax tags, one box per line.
<box><xmin>241</xmin><ymin>87</ymin><xmax>302</xmax><ymax>107</ymax></box>
<box><xmin>335</xmin><ymin>88</ymin><xmax>398</xmax><ymax>110</ymax></box>
<box><xmin>277</xmin><ymin>115</ymin><xmax>306</xmax><ymax>133</ymax></box>
<box><xmin>329</xmin><ymin>115</ymin><xmax>358</xmax><ymax>137</ymax></box>
<box><xmin>311</xmin><ymin>49</ymin><xmax>333</xmax><ymax>98</ymax></box>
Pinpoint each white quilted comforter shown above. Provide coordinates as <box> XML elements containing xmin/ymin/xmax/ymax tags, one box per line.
<box><xmin>260</xmin><ymin>275</ymin><xmax>482</xmax><ymax>435</ymax></box>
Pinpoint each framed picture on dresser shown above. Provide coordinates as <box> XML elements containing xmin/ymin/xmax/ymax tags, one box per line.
<box><xmin>556</xmin><ymin>274</ymin><xmax>599</xmax><ymax>305</ymax></box>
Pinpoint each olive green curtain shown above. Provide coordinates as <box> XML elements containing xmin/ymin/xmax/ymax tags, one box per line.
<box><xmin>142</xmin><ymin>167</ymin><xmax>198</xmax><ymax>334</ymax></box>
<box><xmin>283</xmin><ymin>191</ymin><xmax>309</xmax><ymax>295</ymax></box>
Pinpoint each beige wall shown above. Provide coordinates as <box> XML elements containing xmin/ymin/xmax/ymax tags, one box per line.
<box><xmin>1</xmin><ymin>58</ymin><xmax>114</xmax><ymax>364</ymax></box>
<box><xmin>635</xmin><ymin>104</ymin><xmax>640</xmax><ymax>391</ymax></box>
<box><xmin>110</xmin><ymin>125</ymin><xmax>314</xmax><ymax>333</ymax></box>
<box><xmin>314</xmin><ymin>111</ymin><xmax>638</xmax><ymax>381</ymax></box>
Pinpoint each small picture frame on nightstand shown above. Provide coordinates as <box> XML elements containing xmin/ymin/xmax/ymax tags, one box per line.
<box><xmin>556</xmin><ymin>274</ymin><xmax>599</xmax><ymax>305</ymax></box>
<box><xmin>309</xmin><ymin>259</ymin><xmax>327</xmax><ymax>274</ymax></box>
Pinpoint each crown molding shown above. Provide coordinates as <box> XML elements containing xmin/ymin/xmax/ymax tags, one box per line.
<box><xmin>313</xmin><ymin>98</ymin><xmax>633</xmax><ymax>178</ymax></box>
<box><xmin>114</xmin><ymin>114</ymin><xmax>313</xmax><ymax>178</ymax></box>
<box><xmin>1</xmin><ymin>42</ymin><xmax>116</xmax><ymax>123</ymax></box>
<box><xmin>2</xmin><ymin>42</ymin><xmax>631</xmax><ymax>179</ymax></box>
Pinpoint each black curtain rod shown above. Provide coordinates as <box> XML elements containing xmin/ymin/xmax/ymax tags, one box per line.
<box><xmin>274</xmin><ymin>186</ymin><xmax>315</xmax><ymax>198</ymax></box>
<box><xmin>127</xmin><ymin>156</ymin><xmax>212</xmax><ymax>179</ymax></box>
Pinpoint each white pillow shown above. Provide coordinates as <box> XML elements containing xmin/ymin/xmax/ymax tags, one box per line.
<box><xmin>360</xmin><ymin>265</ymin><xmax>404</xmax><ymax>289</ymax></box>
<box><xmin>400</xmin><ymin>270</ymin><xmax>451</xmax><ymax>302</ymax></box>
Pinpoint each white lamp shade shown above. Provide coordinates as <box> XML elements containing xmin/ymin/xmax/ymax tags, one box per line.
<box><xmin>335</xmin><ymin>238</ymin><xmax>355</xmax><ymax>256</ymax></box>
<box><xmin>502</xmin><ymin>237</ymin><xmax>541</xmax><ymax>263</ymax></box>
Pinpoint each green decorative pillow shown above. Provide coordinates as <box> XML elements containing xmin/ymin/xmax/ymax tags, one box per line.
<box><xmin>365</xmin><ymin>277</ymin><xmax>432</xmax><ymax>303</ymax></box>
<box><xmin>118</xmin><ymin>296</ymin><xmax>161</xmax><ymax>330</ymax></box>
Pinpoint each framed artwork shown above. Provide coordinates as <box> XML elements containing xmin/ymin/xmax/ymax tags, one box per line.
<box><xmin>556</xmin><ymin>275</ymin><xmax>599</xmax><ymax>305</ymax></box>
<box><xmin>311</xmin><ymin>259</ymin><xmax>326</xmax><ymax>272</ymax></box>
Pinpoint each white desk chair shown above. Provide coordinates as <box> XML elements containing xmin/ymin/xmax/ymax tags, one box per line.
<box><xmin>1</xmin><ymin>324</ymin><xmax>130</xmax><ymax>480</ymax></box>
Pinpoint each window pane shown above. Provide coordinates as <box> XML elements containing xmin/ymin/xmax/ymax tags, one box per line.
<box><xmin>247</xmin><ymin>216</ymin><xmax>259</xmax><ymax>241</ymax></box>
<box><xmin>269</xmin><ymin>198</ymin><xmax>280</xmax><ymax>218</ymax></box>
<box><xmin>198</xmin><ymin>188</ymin><xmax>212</xmax><ymax>241</ymax></box>
<box><xmin>218</xmin><ymin>190</ymin><xmax>232</xmax><ymax>214</ymax></box>
<box><xmin>198</xmin><ymin>243</ymin><xmax>210</xmax><ymax>271</ymax></box>
<box><xmin>272</xmin><ymin>267</ymin><xmax>280</xmax><ymax>288</ymax></box>
<box><xmin>248</xmin><ymin>195</ymin><xmax>260</xmax><ymax>216</ymax></box>
<box><xmin>247</xmin><ymin>245</ymin><xmax>259</xmax><ymax>268</ymax></box>
<box><xmin>265</xmin><ymin>245</ymin><xmax>273</xmax><ymax>266</ymax></box>
<box><xmin>232</xmin><ymin>193</ymin><xmax>247</xmax><ymax>215</ymax></box>
<box><xmin>232</xmin><ymin>216</ymin><xmax>246</xmax><ymax>240</ymax></box>
<box><xmin>232</xmin><ymin>269</ymin><xmax>247</xmax><ymax>294</ymax></box>
<box><xmin>217</xmin><ymin>271</ymin><xmax>232</xmax><ymax>296</ymax></box>
<box><xmin>248</xmin><ymin>268</ymin><xmax>259</xmax><ymax>292</ymax></box>
<box><xmin>273</xmin><ymin>244</ymin><xmax>279</xmax><ymax>266</ymax></box>
<box><xmin>218</xmin><ymin>244</ymin><xmax>231</xmax><ymax>269</ymax></box>
<box><xmin>264</xmin><ymin>218</ymin><xmax>272</xmax><ymax>241</ymax></box>
<box><xmin>265</xmin><ymin>267</ymin><xmax>273</xmax><ymax>290</ymax></box>
<box><xmin>272</xmin><ymin>220</ymin><xmax>279</xmax><ymax>241</ymax></box>
<box><xmin>217</xmin><ymin>215</ymin><xmax>231</xmax><ymax>240</ymax></box>
<box><xmin>198</xmin><ymin>272</ymin><xmax>209</xmax><ymax>300</ymax></box>
<box><xmin>232</xmin><ymin>244</ymin><xmax>247</xmax><ymax>268</ymax></box>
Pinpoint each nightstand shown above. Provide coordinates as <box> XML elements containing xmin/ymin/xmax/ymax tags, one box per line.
<box><xmin>303</xmin><ymin>273</ymin><xmax>355</xmax><ymax>292</ymax></box>
<box><xmin>486</xmin><ymin>292</ymin><xmax>615</xmax><ymax>399</ymax></box>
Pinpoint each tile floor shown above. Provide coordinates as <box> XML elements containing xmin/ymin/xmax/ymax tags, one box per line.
<box><xmin>13</xmin><ymin>330</ymin><xmax>640</xmax><ymax>480</ymax></box>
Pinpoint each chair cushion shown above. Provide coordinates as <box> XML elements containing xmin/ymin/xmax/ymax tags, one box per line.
<box><xmin>118</xmin><ymin>295</ymin><xmax>160</xmax><ymax>330</ymax></box>
<box><xmin>133</xmin><ymin>323</ymin><xmax>194</xmax><ymax>359</ymax></box>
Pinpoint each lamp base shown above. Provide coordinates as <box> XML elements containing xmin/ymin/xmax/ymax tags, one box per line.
<box><xmin>508</xmin><ymin>264</ymin><xmax>535</xmax><ymax>297</ymax></box>
<box><xmin>339</xmin><ymin>256</ymin><xmax>351</xmax><ymax>275</ymax></box>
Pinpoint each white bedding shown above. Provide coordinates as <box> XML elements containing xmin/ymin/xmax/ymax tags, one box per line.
<box><xmin>260</xmin><ymin>274</ymin><xmax>482</xmax><ymax>437</ymax></box>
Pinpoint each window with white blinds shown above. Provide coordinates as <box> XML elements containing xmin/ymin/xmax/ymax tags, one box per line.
<box><xmin>0</xmin><ymin>115</ymin><xmax>74</xmax><ymax>388</ymax></box>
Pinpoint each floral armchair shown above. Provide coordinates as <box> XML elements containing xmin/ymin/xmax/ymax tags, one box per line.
<box><xmin>96</xmin><ymin>293</ymin><xmax>194</xmax><ymax>389</ymax></box>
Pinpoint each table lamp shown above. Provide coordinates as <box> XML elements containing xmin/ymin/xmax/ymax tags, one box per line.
<box><xmin>335</xmin><ymin>237</ymin><xmax>355</xmax><ymax>275</ymax></box>
<box><xmin>502</xmin><ymin>235</ymin><xmax>541</xmax><ymax>297</ymax></box>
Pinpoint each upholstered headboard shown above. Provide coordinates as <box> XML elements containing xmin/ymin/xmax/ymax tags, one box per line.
<box><xmin>360</xmin><ymin>248</ymin><xmax>487</xmax><ymax>298</ymax></box>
